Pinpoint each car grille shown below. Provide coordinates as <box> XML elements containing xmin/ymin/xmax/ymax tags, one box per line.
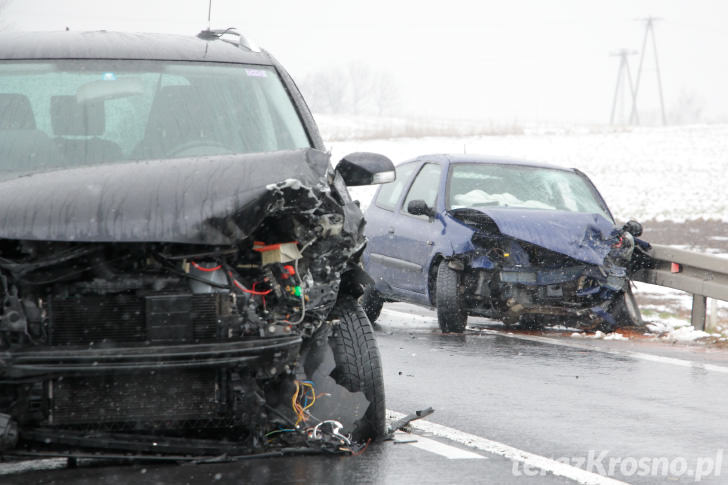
<box><xmin>49</xmin><ymin>370</ymin><xmax>219</xmax><ymax>426</ymax></box>
<box><xmin>49</xmin><ymin>293</ymin><xmax>221</xmax><ymax>345</ymax></box>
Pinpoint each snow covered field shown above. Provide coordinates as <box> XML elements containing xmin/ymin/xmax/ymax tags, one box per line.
<box><xmin>322</xmin><ymin>123</ymin><xmax>728</xmax><ymax>342</ymax></box>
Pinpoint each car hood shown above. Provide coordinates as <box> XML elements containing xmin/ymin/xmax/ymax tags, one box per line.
<box><xmin>0</xmin><ymin>148</ymin><xmax>331</xmax><ymax>245</ymax></box>
<box><xmin>472</xmin><ymin>208</ymin><xmax>618</xmax><ymax>266</ymax></box>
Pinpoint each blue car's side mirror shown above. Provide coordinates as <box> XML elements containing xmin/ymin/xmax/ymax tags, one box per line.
<box><xmin>623</xmin><ymin>220</ymin><xmax>643</xmax><ymax>237</ymax></box>
<box><xmin>335</xmin><ymin>152</ymin><xmax>395</xmax><ymax>186</ymax></box>
<box><xmin>407</xmin><ymin>199</ymin><xmax>435</xmax><ymax>218</ymax></box>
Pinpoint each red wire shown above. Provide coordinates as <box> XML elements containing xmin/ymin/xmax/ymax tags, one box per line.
<box><xmin>229</xmin><ymin>272</ymin><xmax>272</xmax><ymax>295</ymax></box>
<box><xmin>253</xmin><ymin>282</ymin><xmax>268</xmax><ymax>307</ymax></box>
<box><xmin>191</xmin><ymin>261</ymin><xmax>222</xmax><ymax>272</ymax></box>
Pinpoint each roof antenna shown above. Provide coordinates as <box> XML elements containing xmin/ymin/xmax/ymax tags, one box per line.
<box><xmin>207</xmin><ymin>0</ymin><xmax>213</xmax><ymax>30</ymax></box>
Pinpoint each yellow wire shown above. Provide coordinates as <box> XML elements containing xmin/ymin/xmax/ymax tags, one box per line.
<box><xmin>291</xmin><ymin>380</ymin><xmax>301</xmax><ymax>425</ymax></box>
<box><xmin>302</xmin><ymin>383</ymin><xmax>316</xmax><ymax>413</ymax></box>
<box><xmin>291</xmin><ymin>380</ymin><xmax>317</xmax><ymax>426</ymax></box>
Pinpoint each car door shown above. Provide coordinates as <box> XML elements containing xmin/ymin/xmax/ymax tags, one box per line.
<box><xmin>382</xmin><ymin>162</ymin><xmax>444</xmax><ymax>299</ymax></box>
<box><xmin>364</xmin><ymin>162</ymin><xmax>420</xmax><ymax>296</ymax></box>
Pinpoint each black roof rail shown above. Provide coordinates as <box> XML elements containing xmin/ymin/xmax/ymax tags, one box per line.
<box><xmin>197</xmin><ymin>28</ymin><xmax>260</xmax><ymax>52</ymax></box>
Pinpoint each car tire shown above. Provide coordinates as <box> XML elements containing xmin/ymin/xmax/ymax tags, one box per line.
<box><xmin>329</xmin><ymin>297</ymin><xmax>386</xmax><ymax>442</ymax></box>
<box><xmin>436</xmin><ymin>261</ymin><xmax>467</xmax><ymax>333</ymax></box>
<box><xmin>609</xmin><ymin>285</ymin><xmax>643</xmax><ymax>328</ymax></box>
<box><xmin>360</xmin><ymin>283</ymin><xmax>384</xmax><ymax>323</ymax></box>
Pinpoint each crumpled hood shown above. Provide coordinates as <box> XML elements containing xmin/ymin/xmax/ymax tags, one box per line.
<box><xmin>0</xmin><ymin>148</ymin><xmax>331</xmax><ymax>245</ymax></box>
<box><xmin>474</xmin><ymin>208</ymin><xmax>618</xmax><ymax>266</ymax></box>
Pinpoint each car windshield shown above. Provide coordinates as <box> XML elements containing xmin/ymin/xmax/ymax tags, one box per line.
<box><xmin>0</xmin><ymin>60</ymin><xmax>311</xmax><ymax>174</ymax></box>
<box><xmin>447</xmin><ymin>163</ymin><xmax>612</xmax><ymax>220</ymax></box>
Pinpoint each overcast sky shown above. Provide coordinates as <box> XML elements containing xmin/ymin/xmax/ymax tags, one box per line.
<box><xmin>4</xmin><ymin>0</ymin><xmax>728</xmax><ymax>124</ymax></box>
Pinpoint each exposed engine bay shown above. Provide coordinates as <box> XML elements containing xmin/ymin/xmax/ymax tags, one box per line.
<box><xmin>446</xmin><ymin>207</ymin><xmax>651</xmax><ymax>329</ymax></box>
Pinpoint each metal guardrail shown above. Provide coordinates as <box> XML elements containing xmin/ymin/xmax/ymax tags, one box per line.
<box><xmin>632</xmin><ymin>244</ymin><xmax>728</xmax><ymax>331</ymax></box>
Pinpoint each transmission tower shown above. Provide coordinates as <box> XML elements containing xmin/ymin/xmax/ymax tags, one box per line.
<box><xmin>629</xmin><ymin>17</ymin><xmax>667</xmax><ymax>125</ymax></box>
<box><xmin>610</xmin><ymin>49</ymin><xmax>638</xmax><ymax>125</ymax></box>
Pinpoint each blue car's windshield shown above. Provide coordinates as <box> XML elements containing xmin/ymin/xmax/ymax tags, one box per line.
<box><xmin>447</xmin><ymin>163</ymin><xmax>612</xmax><ymax>220</ymax></box>
<box><xmin>0</xmin><ymin>60</ymin><xmax>311</xmax><ymax>174</ymax></box>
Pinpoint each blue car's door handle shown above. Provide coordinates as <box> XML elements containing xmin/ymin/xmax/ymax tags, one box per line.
<box><xmin>387</xmin><ymin>228</ymin><xmax>395</xmax><ymax>234</ymax></box>
<box><xmin>426</xmin><ymin>240</ymin><xmax>434</xmax><ymax>246</ymax></box>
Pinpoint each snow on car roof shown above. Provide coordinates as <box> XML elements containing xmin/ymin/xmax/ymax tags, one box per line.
<box><xmin>0</xmin><ymin>30</ymin><xmax>270</xmax><ymax>64</ymax></box>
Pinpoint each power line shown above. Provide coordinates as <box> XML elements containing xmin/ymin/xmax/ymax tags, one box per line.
<box><xmin>610</xmin><ymin>49</ymin><xmax>638</xmax><ymax>125</ymax></box>
<box><xmin>629</xmin><ymin>16</ymin><xmax>667</xmax><ymax>125</ymax></box>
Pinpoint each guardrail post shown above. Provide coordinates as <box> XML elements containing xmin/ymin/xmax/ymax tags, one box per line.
<box><xmin>709</xmin><ymin>298</ymin><xmax>718</xmax><ymax>332</ymax></box>
<box><xmin>691</xmin><ymin>295</ymin><xmax>707</xmax><ymax>331</ymax></box>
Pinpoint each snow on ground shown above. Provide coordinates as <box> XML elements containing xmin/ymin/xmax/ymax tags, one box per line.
<box><xmin>322</xmin><ymin>122</ymin><xmax>728</xmax><ymax>344</ymax></box>
<box><xmin>633</xmin><ymin>282</ymin><xmax>728</xmax><ymax>342</ymax></box>
<box><xmin>570</xmin><ymin>331</ymin><xmax>629</xmax><ymax>341</ymax></box>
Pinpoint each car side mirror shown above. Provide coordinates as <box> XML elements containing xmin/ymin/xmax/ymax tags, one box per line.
<box><xmin>334</xmin><ymin>152</ymin><xmax>395</xmax><ymax>186</ymax></box>
<box><xmin>623</xmin><ymin>220</ymin><xmax>643</xmax><ymax>237</ymax></box>
<box><xmin>407</xmin><ymin>199</ymin><xmax>434</xmax><ymax>217</ymax></box>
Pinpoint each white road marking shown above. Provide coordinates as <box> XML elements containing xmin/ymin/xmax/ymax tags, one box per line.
<box><xmin>394</xmin><ymin>431</ymin><xmax>485</xmax><ymax>460</ymax></box>
<box><xmin>380</xmin><ymin>309</ymin><xmax>436</xmax><ymax>325</ymax></box>
<box><xmin>0</xmin><ymin>458</ymin><xmax>67</xmax><ymax>476</ymax></box>
<box><xmin>477</xmin><ymin>329</ymin><xmax>728</xmax><ymax>375</ymax></box>
<box><xmin>388</xmin><ymin>410</ymin><xmax>628</xmax><ymax>485</ymax></box>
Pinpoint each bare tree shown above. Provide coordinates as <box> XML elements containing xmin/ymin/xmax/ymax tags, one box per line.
<box><xmin>301</xmin><ymin>68</ymin><xmax>349</xmax><ymax>114</ymax></box>
<box><xmin>299</xmin><ymin>62</ymin><xmax>402</xmax><ymax>116</ymax></box>
<box><xmin>372</xmin><ymin>71</ymin><xmax>400</xmax><ymax>116</ymax></box>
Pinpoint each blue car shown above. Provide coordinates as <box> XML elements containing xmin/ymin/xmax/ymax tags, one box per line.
<box><xmin>361</xmin><ymin>154</ymin><xmax>649</xmax><ymax>332</ymax></box>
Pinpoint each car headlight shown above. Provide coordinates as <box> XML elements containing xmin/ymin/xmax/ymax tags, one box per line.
<box><xmin>610</xmin><ymin>231</ymin><xmax>635</xmax><ymax>262</ymax></box>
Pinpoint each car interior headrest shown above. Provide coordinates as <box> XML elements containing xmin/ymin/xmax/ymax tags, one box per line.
<box><xmin>0</xmin><ymin>93</ymin><xmax>36</xmax><ymax>129</ymax></box>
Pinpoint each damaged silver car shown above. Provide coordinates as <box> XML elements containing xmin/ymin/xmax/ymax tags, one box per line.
<box><xmin>362</xmin><ymin>155</ymin><xmax>651</xmax><ymax>332</ymax></box>
<box><xmin>0</xmin><ymin>29</ymin><xmax>394</xmax><ymax>458</ymax></box>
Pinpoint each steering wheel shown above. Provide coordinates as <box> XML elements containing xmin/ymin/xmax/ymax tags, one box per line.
<box><xmin>165</xmin><ymin>139</ymin><xmax>234</xmax><ymax>158</ymax></box>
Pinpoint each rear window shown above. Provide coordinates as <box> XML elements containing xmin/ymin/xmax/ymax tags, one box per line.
<box><xmin>0</xmin><ymin>60</ymin><xmax>310</xmax><ymax>174</ymax></box>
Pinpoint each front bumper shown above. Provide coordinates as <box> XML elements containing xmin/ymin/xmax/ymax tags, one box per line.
<box><xmin>0</xmin><ymin>336</ymin><xmax>301</xmax><ymax>379</ymax></box>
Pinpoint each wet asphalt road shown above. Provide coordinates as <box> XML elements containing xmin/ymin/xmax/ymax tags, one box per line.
<box><xmin>3</xmin><ymin>303</ymin><xmax>728</xmax><ymax>485</ymax></box>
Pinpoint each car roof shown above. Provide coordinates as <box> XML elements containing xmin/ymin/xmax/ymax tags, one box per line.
<box><xmin>0</xmin><ymin>30</ymin><xmax>271</xmax><ymax>64</ymax></box>
<box><xmin>407</xmin><ymin>154</ymin><xmax>574</xmax><ymax>172</ymax></box>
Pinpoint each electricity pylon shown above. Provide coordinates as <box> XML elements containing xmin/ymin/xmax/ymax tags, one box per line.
<box><xmin>630</xmin><ymin>17</ymin><xmax>667</xmax><ymax>125</ymax></box>
<box><xmin>610</xmin><ymin>49</ymin><xmax>638</xmax><ymax>125</ymax></box>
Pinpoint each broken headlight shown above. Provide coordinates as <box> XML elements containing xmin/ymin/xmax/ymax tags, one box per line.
<box><xmin>609</xmin><ymin>231</ymin><xmax>635</xmax><ymax>263</ymax></box>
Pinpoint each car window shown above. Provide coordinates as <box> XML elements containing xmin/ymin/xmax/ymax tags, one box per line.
<box><xmin>375</xmin><ymin>162</ymin><xmax>418</xmax><ymax>211</ymax></box>
<box><xmin>0</xmin><ymin>60</ymin><xmax>311</xmax><ymax>174</ymax></box>
<box><xmin>447</xmin><ymin>163</ymin><xmax>611</xmax><ymax>220</ymax></box>
<box><xmin>403</xmin><ymin>163</ymin><xmax>442</xmax><ymax>214</ymax></box>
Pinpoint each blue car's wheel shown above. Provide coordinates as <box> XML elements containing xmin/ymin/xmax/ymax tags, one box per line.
<box><xmin>436</xmin><ymin>261</ymin><xmax>467</xmax><ymax>333</ymax></box>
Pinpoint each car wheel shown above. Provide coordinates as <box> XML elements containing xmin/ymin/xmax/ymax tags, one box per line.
<box><xmin>436</xmin><ymin>261</ymin><xmax>467</xmax><ymax>333</ymax></box>
<box><xmin>360</xmin><ymin>283</ymin><xmax>384</xmax><ymax>323</ymax></box>
<box><xmin>329</xmin><ymin>298</ymin><xmax>386</xmax><ymax>441</ymax></box>
<box><xmin>608</xmin><ymin>285</ymin><xmax>643</xmax><ymax>328</ymax></box>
